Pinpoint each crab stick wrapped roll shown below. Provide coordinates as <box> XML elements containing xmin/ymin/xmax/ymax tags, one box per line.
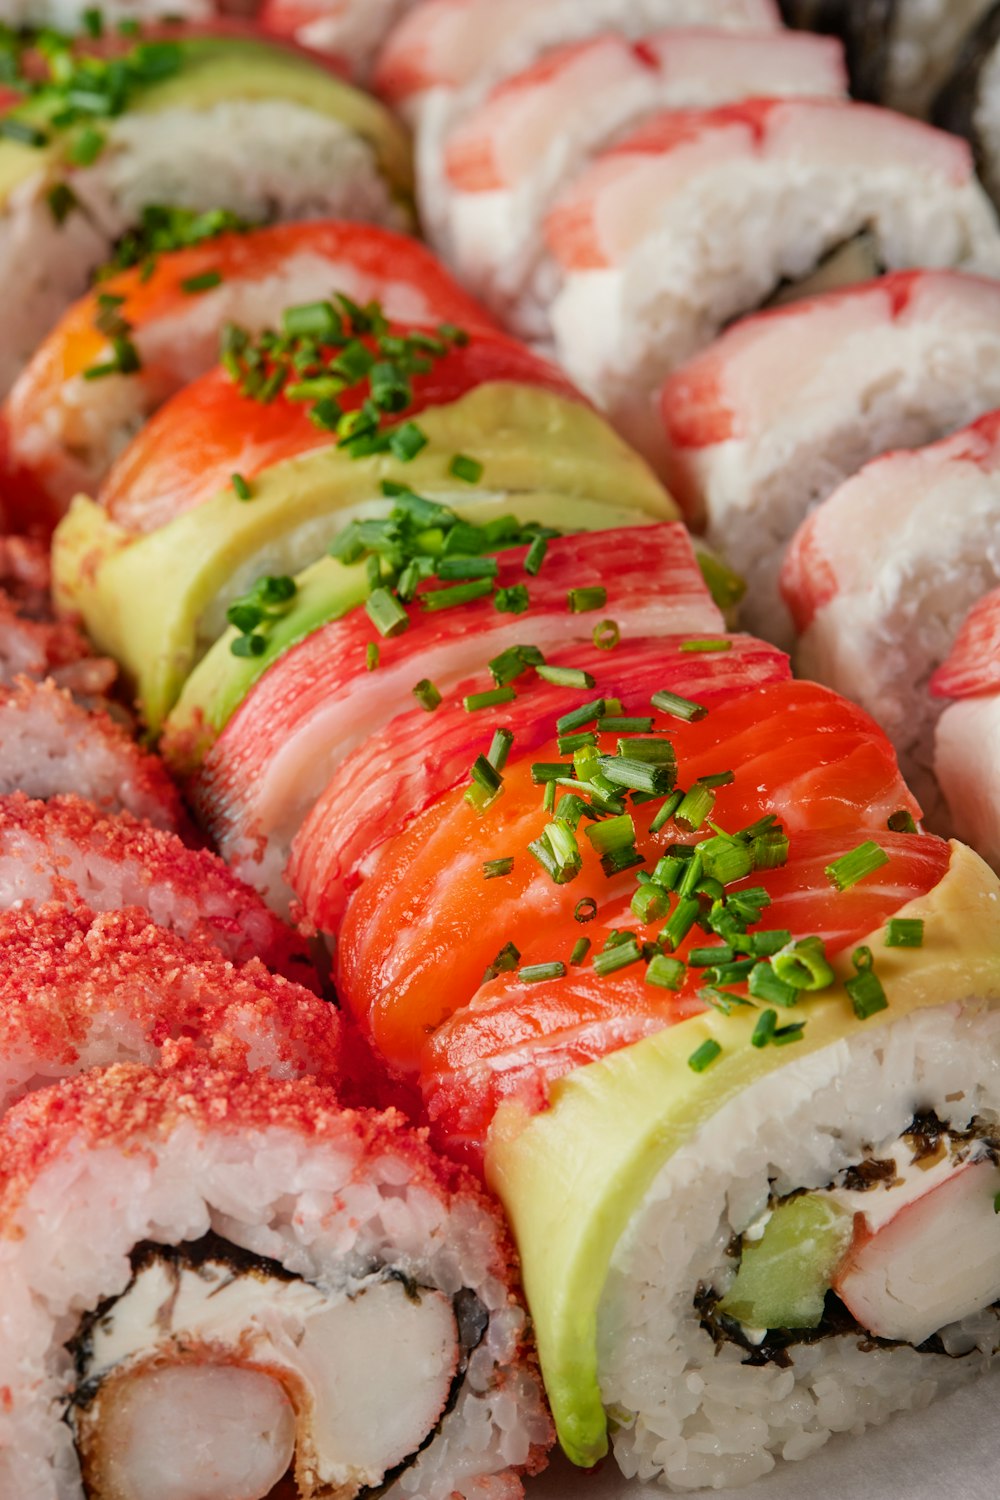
<box><xmin>0</xmin><ymin>903</ymin><xmax>338</xmax><ymax>1115</ymax></box>
<box><xmin>261</xmin><ymin>0</ymin><xmax>419</xmax><ymax>82</ymax></box>
<box><xmin>431</xmin><ymin>31</ymin><xmax>847</xmax><ymax>339</ymax></box>
<box><xmin>932</xmin><ymin>588</ymin><xmax>1000</xmax><ymax>872</ymax></box>
<box><xmin>660</xmin><ymin>270</ymin><xmax>1000</xmax><ymax>645</ymax></box>
<box><xmin>173</xmin><ymin>522</ymin><xmax>720</xmax><ymax>912</ymax></box>
<box><xmin>544</xmin><ymin>98</ymin><xmax>1000</xmax><ymax>466</ymax></box>
<box><xmin>0</xmin><ymin>1063</ymin><xmax>552</xmax><ymax>1499</ymax></box>
<box><xmin>0</xmin><ymin>29</ymin><xmax>412</xmax><ymax>396</ymax></box>
<box><xmin>1</xmin><ymin>221</ymin><xmax>495</xmax><ymax>532</ymax></box>
<box><xmin>781</xmin><ymin>409</ymin><xmax>1000</xmax><ymax>828</ymax></box>
<box><xmin>53</xmin><ymin>307</ymin><xmax>674</xmax><ymax>730</ymax></box>
<box><xmin>0</xmin><ymin>792</ymin><xmax>317</xmax><ymax>982</ymax></box>
<box><xmin>779</xmin><ymin>0</ymin><xmax>994</xmax><ymax>113</ymax></box>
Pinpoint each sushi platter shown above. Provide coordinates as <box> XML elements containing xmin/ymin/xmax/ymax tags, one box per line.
<box><xmin>1</xmin><ymin>2</ymin><xmax>1000</xmax><ymax>1499</ymax></box>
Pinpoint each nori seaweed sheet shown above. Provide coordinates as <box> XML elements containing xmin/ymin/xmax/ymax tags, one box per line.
<box><xmin>933</xmin><ymin>1</ymin><xmax>1000</xmax><ymax>206</ymax></box>
<box><xmin>777</xmin><ymin>0</ymin><xmax>897</xmax><ymax>102</ymax></box>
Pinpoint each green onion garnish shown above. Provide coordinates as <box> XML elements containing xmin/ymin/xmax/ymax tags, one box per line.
<box><xmin>483</xmin><ymin>857</ymin><xmax>514</xmax><ymax>880</ymax></box>
<box><xmin>282</xmin><ymin>300</ymin><xmax>340</xmax><ymax>339</ymax></box>
<box><xmin>389</xmin><ymin>421</ymin><xmax>428</xmax><ymax>462</ymax></box>
<box><xmin>599</xmin><ymin>716</ymin><xmax>654</xmax><ymax>733</ymax></box>
<box><xmin>592</xmin><ymin>937</ymin><xmax>643</xmax><ymax>977</ymax></box>
<box><xmin>464</xmin><ymin>686</ymin><xmax>516</xmax><ymax>712</ymax></box>
<box><xmin>535</xmin><ymin>665</ymin><xmax>596</xmax><ymax>689</ymax></box>
<box><xmin>531</xmin><ymin>763</ymin><xmax>574</xmax><ymax>784</ymax></box>
<box><xmin>645</xmin><ymin>954</ymin><xmax>686</xmax><ymax>990</ymax></box>
<box><xmin>697</xmin><ymin>834</ymin><xmax>753</xmax><ymax>886</ymax></box>
<box><xmin>558</xmin><ymin>731</ymin><xmax>597</xmax><ymax>755</ymax></box>
<box><xmin>773</xmin><ymin>1021</ymin><xmax>806</xmax><ymax>1046</ymax></box>
<box><xmin>494</xmin><ymin>585</ymin><xmax>530</xmax><ymax>614</ymax></box>
<box><xmin>570</xmin><ymin>937</ymin><xmax>591</xmax><ymax>966</ymax></box>
<box><xmin>597</xmin><ymin>756</ymin><xmax>674</xmax><ymax>797</ymax></box>
<box><xmin>488</xmin><ymin>727</ymin><xmax>514</xmax><ymax>771</ymax></box>
<box><xmin>0</xmin><ymin>118</ymin><xmax>48</xmax><ymax>147</ymax></box>
<box><xmin>751</xmin><ymin>1009</ymin><xmax>778</xmax><ymax>1048</ymax></box>
<box><xmin>422</xmin><ymin>578</ymin><xmax>495</xmax><ymax>611</ymax></box>
<box><xmin>680</xmin><ymin>638</ymin><xmax>732</xmax><ymax>653</ymax></box>
<box><xmin>413</xmin><ymin>678</ymin><xmax>442</xmax><ymax>712</ymax></box>
<box><xmin>631</xmin><ymin>883</ymin><xmax>670</xmax><ymax>924</ymax></box>
<box><xmin>584</xmin><ymin>814</ymin><xmax>636</xmax><ymax>856</ymax></box>
<box><xmin>885</xmin><ymin>917</ymin><xmax>924</xmax><ymax>948</ymax></box>
<box><xmin>616</xmin><ymin>737</ymin><xmax>676</xmax><ymax>765</ymax></box>
<box><xmin>519</xmin><ymin>961</ymin><xmax>566</xmax><ymax>983</ymax></box>
<box><xmin>593</xmin><ymin>619</ymin><xmax>620</xmax><ymax>651</ymax></box>
<box><xmin>180</xmin><ymin>269</ymin><xmax>222</xmax><ymax>295</ymax></box>
<box><xmin>887</xmin><ymin>809</ymin><xmax>918</xmax><ymax>834</ymax></box>
<box><xmin>483</xmin><ymin>941</ymin><xmax>520</xmax><ymax>981</ymax></box>
<box><xmin>649</xmin><ymin>790</ymin><xmax>684</xmax><ymax>835</ymax></box>
<box><xmin>524</xmin><ymin>535</ymin><xmax>548</xmax><ymax>575</ymax></box>
<box><xmin>366</xmin><ymin>642</ymin><xmax>379</xmax><ymax>672</ymax></box>
<box><xmin>673</xmin><ymin>784</ymin><xmax>715</xmax><ymax>833</ymax></box>
<box><xmin>365</xmin><ymin>587</ymin><xmax>409</xmax><ymax>638</ymax></box>
<box><xmin>772</xmin><ymin>936</ymin><xmax>834</xmax><ymax>992</ymax></box>
<box><xmin>435</xmin><ymin>555</ymin><xmax>498</xmax><ymax>581</ymax></box>
<box><xmin>651</xmin><ymin>689</ymin><xmax>708</xmax><ymax>723</ymax></box>
<box><xmin>449</xmin><ymin>453</ymin><xmax>483</xmax><ymax>484</ymax></box>
<box><xmin>46</xmin><ymin>181</ymin><xmax>77</xmax><ymax>224</ymax></box>
<box><xmin>568</xmin><ymin>586</ymin><xmax>607</xmax><ymax>613</ymax></box>
<box><xmin>528</xmin><ymin>820</ymin><xmax>582</xmax><ymax>885</ymax></box>
<box><xmin>661</xmin><ymin>896</ymin><xmax>700</xmax><ymax>952</ymax></box>
<box><xmin>688</xmin><ymin>1039</ymin><xmax>722</xmax><ymax>1073</ymax></box>
<box><xmin>825</xmin><ymin>840</ymin><xmax>890</xmax><ymax>891</ymax></box>
<box><xmin>574</xmin><ymin>897</ymin><xmax>597</xmax><ymax>923</ymax></box>
<box><xmin>230</xmin><ymin>472</ymin><xmax>252</xmax><ymax>502</ymax></box>
<box><xmin>556</xmin><ymin>699</ymin><xmax>605</xmax><ymax>734</ymax></box>
<box><xmin>846</xmin><ymin>945</ymin><xmax>888</xmax><ymax>1019</ymax></box>
<box><xmin>488</xmin><ymin>644</ymin><xmax>542</xmax><ymax>686</ymax></box>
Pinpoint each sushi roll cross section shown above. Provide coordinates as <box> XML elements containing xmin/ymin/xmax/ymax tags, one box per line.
<box><xmin>932</xmin><ymin>586</ymin><xmax>1000</xmax><ymax>871</ymax></box>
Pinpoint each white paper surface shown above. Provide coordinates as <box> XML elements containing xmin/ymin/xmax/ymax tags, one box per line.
<box><xmin>525</xmin><ymin>1366</ymin><xmax>1000</xmax><ymax>1500</ymax></box>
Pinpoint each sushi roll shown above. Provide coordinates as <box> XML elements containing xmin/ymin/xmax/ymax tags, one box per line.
<box><xmin>1</xmin><ymin>220</ymin><xmax>496</xmax><ymax>532</ymax></box>
<box><xmin>429</xmin><ymin>30</ymin><xmax>847</xmax><ymax>340</ymax></box>
<box><xmin>660</xmin><ymin>270</ymin><xmax>1000</xmax><ymax>646</ymax></box>
<box><xmin>780</xmin><ymin>409</ymin><xmax>1000</xmax><ymax>827</ymax></box>
<box><xmin>0</xmin><ymin>1063</ymin><xmax>552</xmax><ymax>1498</ymax></box>
<box><xmin>780</xmin><ymin>0</ymin><xmax>994</xmax><ymax>114</ymax></box>
<box><xmin>0</xmin><ymin>792</ymin><xmax>317</xmax><ymax>982</ymax></box>
<box><xmin>0</xmin><ymin>1</ymin><xmax>212</xmax><ymax>24</ymax></box>
<box><xmin>0</xmin><ymin>677</ymin><xmax>189</xmax><ymax>830</ymax></box>
<box><xmin>0</xmin><ymin>902</ymin><xmax>338</xmax><ymax>1115</ymax></box>
<box><xmin>0</xmin><ymin>28</ymin><xmax>412</xmax><ymax>395</ymax></box>
<box><xmin>934</xmin><ymin>3</ymin><xmax>1000</xmax><ymax>209</ymax></box>
<box><xmin>260</xmin><ymin>0</ymin><xmax>420</xmax><ymax>82</ymax></box>
<box><xmin>544</xmin><ymin>97</ymin><xmax>1000</xmax><ymax>467</ymax></box>
<box><xmin>170</xmin><ymin>522</ymin><xmax>725</xmax><ymax>912</ymax></box>
<box><xmin>53</xmin><ymin>304</ymin><xmax>673</xmax><ymax>730</ymax></box>
<box><xmin>932</xmin><ymin>587</ymin><xmax>1000</xmax><ymax>871</ymax></box>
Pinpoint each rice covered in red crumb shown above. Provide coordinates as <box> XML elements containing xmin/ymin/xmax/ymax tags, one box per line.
<box><xmin>0</xmin><ymin>1064</ymin><xmax>521</xmax><ymax>1283</ymax></box>
<box><xmin>0</xmin><ymin>792</ymin><xmax>318</xmax><ymax>986</ymax></box>
<box><xmin>0</xmin><ymin>678</ymin><xmax>190</xmax><ymax>833</ymax></box>
<box><xmin>0</xmin><ymin>904</ymin><xmax>342</xmax><ymax>1107</ymax></box>
<box><xmin>0</xmin><ymin>595</ymin><xmax>116</xmax><ymax>694</ymax></box>
<box><xmin>0</xmin><ymin>536</ymin><xmax>53</xmax><ymax>618</ymax></box>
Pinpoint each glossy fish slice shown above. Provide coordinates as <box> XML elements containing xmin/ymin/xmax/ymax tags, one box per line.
<box><xmin>1</xmin><ymin>221</ymin><xmax>496</xmax><ymax>531</ymax></box>
<box><xmin>190</xmin><ymin>524</ymin><xmax>721</xmax><ymax>911</ymax></box>
<box><xmin>422</xmin><ymin>827</ymin><xmax>951</xmax><ymax>1166</ymax></box>
<box><xmin>336</xmin><ymin>677</ymin><xmax>920</xmax><ymax>1076</ymax></box>
<box><xmin>289</xmin><ymin>632</ymin><xmax>790</xmax><ymax>931</ymax></box>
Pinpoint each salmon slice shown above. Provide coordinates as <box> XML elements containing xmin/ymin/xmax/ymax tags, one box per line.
<box><xmin>100</xmin><ymin>323</ymin><xmax>581</xmax><ymax>534</ymax></box>
<box><xmin>422</xmin><ymin>828</ymin><xmax>951</xmax><ymax>1166</ymax></box>
<box><xmin>290</xmin><ymin>633</ymin><xmax>790</xmax><ymax>930</ymax></box>
<box><xmin>336</xmin><ymin>677</ymin><xmax>921</xmax><ymax>1076</ymax></box>
<box><xmin>1</xmin><ymin>221</ymin><xmax>496</xmax><ymax>530</ymax></box>
<box><xmin>190</xmin><ymin>523</ymin><xmax>721</xmax><ymax>911</ymax></box>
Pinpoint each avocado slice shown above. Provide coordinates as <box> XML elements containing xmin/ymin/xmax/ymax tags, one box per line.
<box><xmin>53</xmin><ymin>385</ymin><xmax>676</xmax><ymax>732</ymax></box>
<box><xmin>485</xmin><ymin>845</ymin><xmax>1000</xmax><ymax>1467</ymax></box>
<box><xmin>0</xmin><ymin>34</ymin><xmax>412</xmax><ymax>208</ymax></box>
<box><xmin>717</xmin><ymin>1193</ymin><xmax>853</xmax><ymax>1331</ymax></box>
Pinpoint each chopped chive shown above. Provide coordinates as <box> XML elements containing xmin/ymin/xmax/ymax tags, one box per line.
<box><xmin>488</xmin><ymin>644</ymin><xmax>542</xmax><ymax>686</ymax></box>
<box><xmin>68</xmin><ymin>125</ymin><xmax>105</xmax><ymax>165</ymax></box>
<box><xmin>631</xmin><ymin>882</ymin><xmax>670</xmax><ymax>923</ymax></box>
<box><xmin>886</xmin><ymin>917</ymin><xmax>924</xmax><ymax>948</ymax></box>
<box><xmin>483</xmin><ymin>857</ymin><xmax>514</xmax><ymax>879</ymax></box>
<box><xmin>366</xmin><ymin>641</ymin><xmax>379</xmax><ymax>672</ymax></box>
<box><xmin>436</xmin><ymin>555</ymin><xmax>498</xmax><ymax>580</ymax></box>
<box><xmin>593</xmin><ymin>619</ymin><xmax>620</xmax><ymax>651</ymax></box>
<box><xmin>773</xmin><ymin>1022</ymin><xmax>806</xmax><ymax>1046</ymax></box>
<box><xmin>584</xmin><ymin>814</ymin><xmax>636</xmax><ymax>856</ymax></box>
<box><xmin>558</xmin><ymin>731</ymin><xmax>598</xmax><ymax>755</ymax></box>
<box><xmin>413</xmin><ymin>678</ymin><xmax>442</xmax><ymax>712</ymax></box>
<box><xmin>557</xmin><ymin>699</ymin><xmax>606</xmax><ymax>734</ymax></box>
<box><xmin>705</xmin><ymin>958</ymin><xmax>758</xmax><ymax>986</ymax></box>
<box><xmin>494</xmin><ymin>584</ymin><xmax>530</xmax><ymax>614</ymax></box>
<box><xmin>568</xmin><ymin>586</ymin><xmax>607</xmax><ymax>613</ymax></box>
<box><xmin>389</xmin><ymin>421</ymin><xmax>428</xmax><ymax>461</ymax></box>
<box><xmin>846</xmin><ymin>945</ymin><xmax>888</xmax><ymax>1019</ymax></box>
<box><xmin>688</xmin><ymin>1039</ymin><xmax>722</xmax><ymax>1073</ymax></box>
<box><xmin>230</xmin><ymin>472</ymin><xmax>252</xmax><ymax>501</ymax></box>
<box><xmin>673</xmin><ymin>784</ymin><xmax>715</xmax><ymax>833</ymax></box>
<box><xmin>46</xmin><ymin>181</ymin><xmax>77</xmax><ymax>224</ymax></box>
<box><xmin>535</xmin><ymin>665</ymin><xmax>596</xmax><ymax>689</ymax></box>
<box><xmin>570</xmin><ymin>937</ymin><xmax>591</xmax><ymax>966</ymax></box>
<box><xmin>887</xmin><ymin>808</ymin><xmax>918</xmax><ymax>833</ymax></box>
<box><xmin>597</xmin><ymin>756</ymin><xmax>674</xmax><ymax>796</ymax></box>
<box><xmin>488</xmin><ymin>727</ymin><xmax>514</xmax><ymax>771</ymax></box>
<box><xmin>751</xmin><ymin>1009</ymin><xmax>778</xmax><ymax>1048</ymax></box>
<box><xmin>82</xmin><ymin>7</ymin><xmax>104</xmax><ymax>35</ymax></box>
<box><xmin>645</xmin><ymin>953</ymin><xmax>686</xmax><ymax>990</ymax></box>
<box><xmin>528</xmin><ymin>820</ymin><xmax>582</xmax><ymax>885</ymax></box>
<box><xmin>282</xmin><ymin>300</ymin><xmax>340</xmax><ymax>339</ymax></box>
<box><xmin>599</xmin><ymin>716</ymin><xmax>654</xmax><ymax>733</ymax></box>
<box><xmin>592</xmin><ymin>937</ymin><xmax>643</xmax><ymax>977</ymax></box>
<box><xmin>825</xmin><ymin>840</ymin><xmax>890</xmax><ymax>892</ymax></box>
<box><xmin>751</xmin><ymin>829</ymin><xmax>790</xmax><ymax>870</ymax></box>
<box><xmin>230</xmin><ymin>633</ymin><xmax>267</xmax><ymax>658</ymax></box>
<box><xmin>531</xmin><ymin>762</ymin><xmax>574</xmax><ymax>784</ymax></box>
<box><xmin>422</xmin><ymin>578</ymin><xmax>495</xmax><ymax>611</ymax></box>
<box><xmin>483</xmin><ymin>940</ymin><xmax>520</xmax><ymax>982</ymax></box>
<box><xmin>524</xmin><ymin>535</ymin><xmax>548</xmax><ymax>575</ymax></box>
<box><xmin>661</xmin><ymin>896</ymin><xmax>700</xmax><ymax>952</ymax></box>
<box><xmin>365</xmin><ymin>587</ymin><xmax>409</xmax><ymax>638</ymax></box>
<box><xmin>575</xmin><ymin>897</ymin><xmax>597</xmax><ymax>923</ymax></box>
<box><xmin>464</xmin><ymin>685</ymin><xmax>517</xmax><ymax>712</ymax></box>
<box><xmin>680</xmin><ymin>638</ymin><xmax>732</xmax><ymax>653</ymax></box>
<box><xmin>600</xmin><ymin>847</ymin><xmax>645</xmax><ymax>877</ymax></box>
<box><xmin>651</xmin><ymin>689</ymin><xmax>708</xmax><ymax>723</ymax></box>
<box><xmin>772</xmin><ymin>936</ymin><xmax>834</xmax><ymax>992</ymax></box>
<box><xmin>615</xmin><ymin>737</ymin><xmax>675</xmax><ymax>765</ymax></box>
<box><xmin>180</xmin><ymin>269</ymin><xmax>222</xmax><ymax>295</ymax></box>
<box><xmin>650</xmin><ymin>790</ymin><xmax>684</xmax><ymax>834</ymax></box>
<box><xmin>651</xmin><ymin>855</ymin><xmax>684</xmax><ymax>891</ymax></box>
<box><xmin>0</xmin><ymin>118</ymin><xmax>48</xmax><ymax>147</ymax></box>
<box><xmin>519</xmin><ymin>961</ymin><xmax>566</xmax><ymax>984</ymax></box>
<box><xmin>689</xmin><ymin>945</ymin><xmax>735</xmax><ymax>967</ymax></box>
<box><xmin>449</xmin><ymin>453</ymin><xmax>483</xmax><ymax>484</ymax></box>
<box><xmin>677</xmin><ymin>852</ymin><xmax>704</xmax><ymax>900</ymax></box>
<box><xmin>697</xmin><ymin>770</ymin><xmax>735</xmax><ymax>789</ymax></box>
<box><xmin>696</xmin><ymin>834</ymin><xmax>753</xmax><ymax>885</ymax></box>
<box><xmin>542</xmin><ymin>780</ymin><xmax>556</xmax><ymax>813</ymax></box>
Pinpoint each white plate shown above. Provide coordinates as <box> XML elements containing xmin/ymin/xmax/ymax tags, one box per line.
<box><xmin>525</xmin><ymin>1365</ymin><xmax>1000</xmax><ymax>1499</ymax></box>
